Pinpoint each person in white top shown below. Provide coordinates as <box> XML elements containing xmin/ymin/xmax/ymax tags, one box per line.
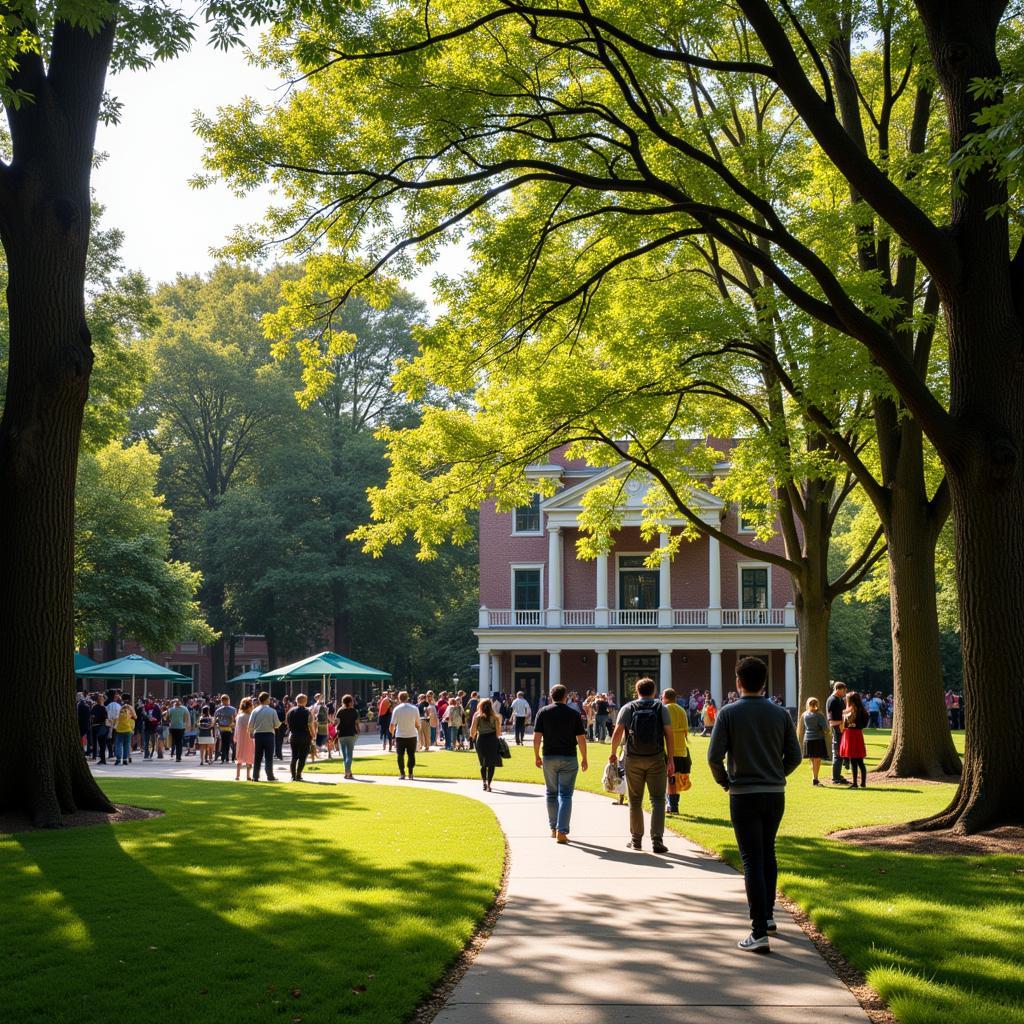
<box><xmin>105</xmin><ymin>693</ymin><xmax>122</xmax><ymax>762</ymax></box>
<box><xmin>389</xmin><ymin>692</ymin><xmax>422</xmax><ymax>780</ymax></box>
<box><xmin>511</xmin><ymin>692</ymin><xmax>532</xmax><ymax>746</ymax></box>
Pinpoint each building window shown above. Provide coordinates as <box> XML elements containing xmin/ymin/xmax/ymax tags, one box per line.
<box><xmin>618</xmin><ymin>555</ymin><xmax>659</xmax><ymax>609</ymax></box>
<box><xmin>741</xmin><ymin>567</ymin><xmax>770</xmax><ymax>622</ymax></box>
<box><xmin>513</xmin><ymin>493</ymin><xmax>542</xmax><ymax>534</ymax></box>
<box><xmin>514</xmin><ymin>654</ymin><xmax>542</xmax><ymax>669</ymax></box>
<box><xmin>738</xmin><ymin>500</ymin><xmax>769</xmax><ymax>533</ymax></box>
<box><xmin>513</xmin><ymin>568</ymin><xmax>542</xmax><ymax>610</ymax></box>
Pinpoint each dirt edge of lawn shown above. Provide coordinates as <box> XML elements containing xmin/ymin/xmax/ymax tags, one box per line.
<box><xmin>831</xmin><ymin>821</ymin><xmax>1024</xmax><ymax>856</ymax></box>
<box><xmin>0</xmin><ymin>803</ymin><xmax>164</xmax><ymax>834</ymax></box>
<box><xmin>410</xmin><ymin>830</ymin><xmax>512</xmax><ymax>1024</ymax></box>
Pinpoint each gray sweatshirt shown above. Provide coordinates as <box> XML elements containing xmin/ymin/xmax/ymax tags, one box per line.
<box><xmin>707</xmin><ymin>695</ymin><xmax>802</xmax><ymax>794</ymax></box>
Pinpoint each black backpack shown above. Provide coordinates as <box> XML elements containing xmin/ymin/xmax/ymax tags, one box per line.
<box><xmin>627</xmin><ymin>698</ymin><xmax>664</xmax><ymax>756</ymax></box>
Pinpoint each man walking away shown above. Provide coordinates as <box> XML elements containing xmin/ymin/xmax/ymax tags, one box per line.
<box><xmin>215</xmin><ymin>694</ymin><xmax>236</xmax><ymax>763</ymax></box>
<box><xmin>390</xmin><ymin>691</ymin><xmax>421</xmax><ymax>780</ymax></box>
<box><xmin>166</xmin><ymin>698</ymin><xmax>190</xmax><ymax>762</ymax></box>
<box><xmin>533</xmin><ymin>684</ymin><xmax>588</xmax><ymax>843</ymax></box>
<box><xmin>511</xmin><ymin>691</ymin><xmax>532</xmax><ymax>746</ymax></box>
<box><xmin>609</xmin><ymin>677</ymin><xmax>675</xmax><ymax>853</ymax></box>
<box><xmin>708</xmin><ymin>657</ymin><xmax>801</xmax><ymax>954</ymax></box>
<box><xmin>248</xmin><ymin>692</ymin><xmax>280</xmax><ymax>782</ymax></box>
<box><xmin>90</xmin><ymin>694</ymin><xmax>108</xmax><ymax>765</ymax></box>
<box><xmin>662</xmin><ymin>689</ymin><xmax>692</xmax><ymax>814</ymax></box>
<box><xmin>826</xmin><ymin>682</ymin><xmax>849</xmax><ymax>784</ymax></box>
<box><xmin>287</xmin><ymin>694</ymin><xmax>316</xmax><ymax>781</ymax></box>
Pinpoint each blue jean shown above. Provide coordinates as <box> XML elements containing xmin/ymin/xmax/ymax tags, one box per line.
<box><xmin>543</xmin><ymin>756</ymin><xmax>579</xmax><ymax>834</ymax></box>
<box><xmin>339</xmin><ymin>735</ymin><xmax>357</xmax><ymax>774</ymax></box>
<box><xmin>114</xmin><ymin>732</ymin><xmax>131</xmax><ymax>762</ymax></box>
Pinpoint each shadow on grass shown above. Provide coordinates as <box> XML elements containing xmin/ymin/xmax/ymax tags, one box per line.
<box><xmin>2</xmin><ymin>779</ymin><xmax>501</xmax><ymax>1024</ymax></box>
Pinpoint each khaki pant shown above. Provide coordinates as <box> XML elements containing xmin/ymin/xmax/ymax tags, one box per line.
<box><xmin>625</xmin><ymin>752</ymin><xmax>667</xmax><ymax>842</ymax></box>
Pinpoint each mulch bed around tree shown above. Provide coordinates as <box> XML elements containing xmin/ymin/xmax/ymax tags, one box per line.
<box><xmin>832</xmin><ymin>821</ymin><xmax>1024</xmax><ymax>856</ymax></box>
<box><xmin>0</xmin><ymin>804</ymin><xmax>163</xmax><ymax>834</ymax></box>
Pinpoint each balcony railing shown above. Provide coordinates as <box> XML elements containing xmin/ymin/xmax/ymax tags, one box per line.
<box><xmin>722</xmin><ymin>608</ymin><xmax>787</xmax><ymax>626</ymax></box>
<box><xmin>479</xmin><ymin>606</ymin><xmax>793</xmax><ymax>628</ymax></box>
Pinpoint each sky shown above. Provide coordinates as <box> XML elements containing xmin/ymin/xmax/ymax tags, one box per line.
<box><xmin>91</xmin><ymin>35</ymin><xmax>457</xmax><ymax>306</ymax></box>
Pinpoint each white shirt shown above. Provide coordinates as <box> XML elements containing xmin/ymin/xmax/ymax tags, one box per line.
<box><xmin>391</xmin><ymin>702</ymin><xmax>421</xmax><ymax>739</ymax></box>
<box><xmin>106</xmin><ymin>700</ymin><xmax>122</xmax><ymax>727</ymax></box>
<box><xmin>511</xmin><ymin>698</ymin><xmax>531</xmax><ymax>718</ymax></box>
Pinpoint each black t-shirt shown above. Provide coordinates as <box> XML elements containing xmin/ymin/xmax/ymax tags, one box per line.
<box><xmin>287</xmin><ymin>706</ymin><xmax>312</xmax><ymax>737</ymax></box>
<box><xmin>418</xmin><ymin>701</ymin><xmax>430</xmax><ymax>720</ymax></box>
<box><xmin>90</xmin><ymin>703</ymin><xmax>107</xmax><ymax>727</ymax></box>
<box><xmin>336</xmin><ymin>707</ymin><xmax>359</xmax><ymax>737</ymax></box>
<box><xmin>826</xmin><ymin>695</ymin><xmax>846</xmax><ymax>725</ymax></box>
<box><xmin>533</xmin><ymin>703</ymin><xmax>586</xmax><ymax>758</ymax></box>
<box><xmin>596</xmin><ymin>699</ymin><xmax>609</xmax><ymax>715</ymax></box>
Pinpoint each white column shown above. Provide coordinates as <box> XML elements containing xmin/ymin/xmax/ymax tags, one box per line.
<box><xmin>595</xmin><ymin>551</ymin><xmax>609</xmax><ymax>626</ymax></box>
<box><xmin>547</xmin><ymin>649</ymin><xmax>561</xmax><ymax>687</ymax></box>
<box><xmin>707</xmin><ymin>532</ymin><xmax>722</xmax><ymax>627</ymax></box>
<box><xmin>658</xmin><ymin>531</ymin><xmax>672</xmax><ymax>626</ymax></box>
<box><xmin>659</xmin><ymin>648</ymin><xmax>673</xmax><ymax>693</ymax></box>
<box><xmin>479</xmin><ymin>646</ymin><xmax>491</xmax><ymax>694</ymax></box>
<box><xmin>547</xmin><ymin>524</ymin><xmax>562</xmax><ymax>627</ymax></box>
<box><xmin>595</xmin><ymin>647</ymin><xmax>609</xmax><ymax>693</ymax></box>
<box><xmin>709</xmin><ymin>647</ymin><xmax>723</xmax><ymax>706</ymax></box>
<box><xmin>491</xmin><ymin>652</ymin><xmax>502</xmax><ymax>695</ymax></box>
<box><xmin>784</xmin><ymin>648</ymin><xmax>797</xmax><ymax>708</ymax></box>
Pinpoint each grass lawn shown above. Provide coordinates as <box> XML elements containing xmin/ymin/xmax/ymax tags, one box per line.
<box><xmin>0</xmin><ymin>778</ymin><xmax>504</xmax><ymax>1024</ymax></box>
<box><xmin>315</xmin><ymin>729</ymin><xmax>1024</xmax><ymax>1024</ymax></box>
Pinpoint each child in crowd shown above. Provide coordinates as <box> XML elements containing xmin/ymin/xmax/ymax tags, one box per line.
<box><xmin>840</xmin><ymin>692</ymin><xmax>869</xmax><ymax>788</ymax></box>
<box><xmin>801</xmin><ymin>697</ymin><xmax>829</xmax><ymax>785</ymax></box>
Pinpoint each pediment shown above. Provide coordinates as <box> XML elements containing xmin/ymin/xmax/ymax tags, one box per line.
<box><xmin>541</xmin><ymin>462</ymin><xmax>725</xmax><ymax>515</ymax></box>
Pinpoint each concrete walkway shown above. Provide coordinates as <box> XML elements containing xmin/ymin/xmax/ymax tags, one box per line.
<box><xmin>93</xmin><ymin>750</ymin><xmax>867</xmax><ymax>1023</ymax></box>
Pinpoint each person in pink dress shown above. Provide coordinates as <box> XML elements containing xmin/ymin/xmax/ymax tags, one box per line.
<box><xmin>234</xmin><ymin>696</ymin><xmax>256</xmax><ymax>781</ymax></box>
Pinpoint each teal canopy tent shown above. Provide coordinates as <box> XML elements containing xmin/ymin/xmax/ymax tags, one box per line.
<box><xmin>227</xmin><ymin>668</ymin><xmax>264</xmax><ymax>685</ymax></box>
<box><xmin>259</xmin><ymin>651</ymin><xmax>391</xmax><ymax>702</ymax></box>
<box><xmin>74</xmin><ymin>652</ymin><xmax>97</xmax><ymax>675</ymax></box>
<box><xmin>78</xmin><ymin>654</ymin><xmax>189</xmax><ymax>703</ymax></box>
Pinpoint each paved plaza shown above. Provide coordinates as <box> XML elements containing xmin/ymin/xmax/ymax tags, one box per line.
<box><xmin>93</xmin><ymin>743</ymin><xmax>867</xmax><ymax>1024</ymax></box>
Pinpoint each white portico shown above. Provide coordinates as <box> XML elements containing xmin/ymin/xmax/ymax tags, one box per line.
<box><xmin>476</xmin><ymin>461</ymin><xmax>799</xmax><ymax>707</ymax></box>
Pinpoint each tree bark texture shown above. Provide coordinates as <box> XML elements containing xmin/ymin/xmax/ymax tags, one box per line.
<box><xmin>0</xmin><ymin>20</ymin><xmax>117</xmax><ymax>825</ymax></box>
<box><xmin>795</xmin><ymin>592</ymin><xmax>830</xmax><ymax>735</ymax></box>
<box><xmin>911</xmin><ymin>2</ymin><xmax>1024</xmax><ymax>831</ymax></box>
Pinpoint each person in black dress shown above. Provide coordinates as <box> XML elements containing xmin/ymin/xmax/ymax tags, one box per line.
<box><xmin>470</xmin><ymin>698</ymin><xmax>503</xmax><ymax>791</ymax></box>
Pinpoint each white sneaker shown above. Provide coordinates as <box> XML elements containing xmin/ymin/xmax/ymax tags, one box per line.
<box><xmin>766</xmin><ymin>918</ymin><xmax>778</xmax><ymax>933</ymax></box>
<box><xmin>737</xmin><ymin>933</ymin><xmax>771</xmax><ymax>954</ymax></box>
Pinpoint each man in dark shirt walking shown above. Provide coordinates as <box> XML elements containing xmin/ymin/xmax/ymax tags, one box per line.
<box><xmin>826</xmin><ymin>681</ymin><xmax>849</xmax><ymax>784</ymax></box>
<box><xmin>533</xmin><ymin>684</ymin><xmax>588</xmax><ymax>843</ymax></box>
<box><xmin>708</xmin><ymin>657</ymin><xmax>801</xmax><ymax>954</ymax></box>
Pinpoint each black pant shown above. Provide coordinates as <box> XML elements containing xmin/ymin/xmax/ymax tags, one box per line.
<box><xmin>170</xmin><ymin>728</ymin><xmax>185</xmax><ymax>761</ymax></box>
<box><xmin>396</xmin><ymin>737</ymin><xmax>416</xmax><ymax>776</ymax></box>
<box><xmin>730</xmin><ymin>792</ymin><xmax>785</xmax><ymax>939</ymax></box>
<box><xmin>291</xmin><ymin>735</ymin><xmax>311</xmax><ymax>779</ymax></box>
<box><xmin>275</xmin><ymin>726</ymin><xmax>285</xmax><ymax>759</ymax></box>
<box><xmin>253</xmin><ymin>733</ymin><xmax>276</xmax><ymax>780</ymax></box>
<box><xmin>219</xmin><ymin>732</ymin><xmax>233</xmax><ymax>762</ymax></box>
<box><xmin>514</xmin><ymin>717</ymin><xmax>526</xmax><ymax>745</ymax></box>
<box><xmin>93</xmin><ymin>726</ymin><xmax>108</xmax><ymax>763</ymax></box>
<box><xmin>830</xmin><ymin>726</ymin><xmax>844</xmax><ymax>781</ymax></box>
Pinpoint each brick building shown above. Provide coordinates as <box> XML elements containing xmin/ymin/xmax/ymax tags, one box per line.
<box><xmin>476</xmin><ymin>450</ymin><xmax>799</xmax><ymax>707</ymax></box>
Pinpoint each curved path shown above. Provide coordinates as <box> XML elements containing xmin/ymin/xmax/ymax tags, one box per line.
<box><xmin>95</xmin><ymin>751</ymin><xmax>867</xmax><ymax>1023</ymax></box>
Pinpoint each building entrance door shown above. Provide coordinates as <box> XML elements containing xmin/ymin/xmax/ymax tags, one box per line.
<box><xmin>618</xmin><ymin>654</ymin><xmax>660</xmax><ymax>701</ymax></box>
<box><xmin>514</xmin><ymin>671</ymin><xmax>542</xmax><ymax>709</ymax></box>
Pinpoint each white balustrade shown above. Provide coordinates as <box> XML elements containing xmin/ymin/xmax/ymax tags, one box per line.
<box><xmin>721</xmin><ymin>608</ymin><xmax>786</xmax><ymax>626</ymax></box>
<box><xmin>672</xmin><ymin>608</ymin><xmax>709</xmax><ymax>626</ymax></box>
<box><xmin>610</xmin><ymin>608</ymin><xmax>660</xmax><ymax>627</ymax></box>
<box><xmin>562</xmin><ymin>609</ymin><xmax>596</xmax><ymax>626</ymax></box>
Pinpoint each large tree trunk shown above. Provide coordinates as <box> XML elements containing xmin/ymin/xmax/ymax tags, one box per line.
<box><xmin>0</xmin><ymin>183</ymin><xmax>114</xmax><ymax>824</ymax></box>
<box><xmin>877</xmin><ymin>424</ymin><xmax>961</xmax><ymax>777</ymax></box>
<box><xmin>910</xmin><ymin>2</ymin><xmax>1024</xmax><ymax>833</ymax></box>
<box><xmin>794</xmin><ymin>589</ymin><xmax>830</xmax><ymax>733</ymax></box>
<box><xmin>0</xmin><ymin>19</ymin><xmax>118</xmax><ymax>826</ymax></box>
<box><xmin>208</xmin><ymin>634</ymin><xmax>226</xmax><ymax>693</ymax></box>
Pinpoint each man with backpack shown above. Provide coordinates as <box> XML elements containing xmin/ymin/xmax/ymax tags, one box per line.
<box><xmin>608</xmin><ymin>677</ymin><xmax>676</xmax><ymax>853</ymax></box>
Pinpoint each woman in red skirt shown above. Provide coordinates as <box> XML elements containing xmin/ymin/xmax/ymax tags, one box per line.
<box><xmin>840</xmin><ymin>692</ymin><xmax>869</xmax><ymax>788</ymax></box>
